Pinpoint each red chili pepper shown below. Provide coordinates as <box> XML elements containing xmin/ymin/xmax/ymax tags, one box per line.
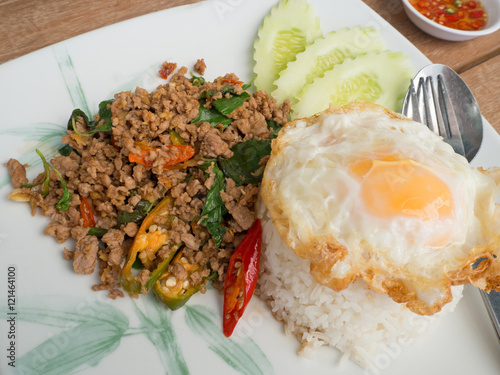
<box><xmin>223</xmin><ymin>219</ymin><xmax>262</xmax><ymax>337</ymax></box>
<box><xmin>470</xmin><ymin>10</ymin><xmax>483</xmax><ymax>18</ymax></box>
<box><xmin>80</xmin><ymin>195</ymin><xmax>95</xmax><ymax>228</ymax></box>
<box><xmin>222</xmin><ymin>78</ymin><xmax>244</xmax><ymax>85</ymax></box>
<box><xmin>128</xmin><ymin>145</ymin><xmax>195</xmax><ymax>169</ymax></box>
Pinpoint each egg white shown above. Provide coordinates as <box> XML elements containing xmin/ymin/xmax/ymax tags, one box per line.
<box><xmin>261</xmin><ymin>102</ymin><xmax>500</xmax><ymax>315</ymax></box>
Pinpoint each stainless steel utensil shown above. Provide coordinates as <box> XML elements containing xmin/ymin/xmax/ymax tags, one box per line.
<box><xmin>402</xmin><ymin>63</ymin><xmax>500</xmax><ymax>343</ymax></box>
<box><xmin>402</xmin><ymin>64</ymin><xmax>482</xmax><ymax>161</ymax></box>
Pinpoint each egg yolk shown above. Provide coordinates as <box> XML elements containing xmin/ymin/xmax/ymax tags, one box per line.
<box><xmin>350</xmin><ymin>155</ymin><xmax>454</xmax><ymax>221</ymax></box>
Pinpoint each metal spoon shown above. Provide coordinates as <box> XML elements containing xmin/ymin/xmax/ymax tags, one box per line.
<box><xmin>402</xmin><ymin>64</ymin><xmax>500</xmax><ymax>343</ymax></box>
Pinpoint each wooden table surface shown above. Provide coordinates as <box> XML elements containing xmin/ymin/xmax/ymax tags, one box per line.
<box><xmin>1</xmin><ymin>0</ymin><xmax>499</xmax><ymax>132</ymax></box>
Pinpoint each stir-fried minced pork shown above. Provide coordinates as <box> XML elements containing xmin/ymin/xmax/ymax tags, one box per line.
<box><xmin>6</xmin><ymin>61</ymin><xmax>290</xmax><ymax>301</ymax></box>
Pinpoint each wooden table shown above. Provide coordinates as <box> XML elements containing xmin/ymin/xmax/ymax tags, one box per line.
<box><xmin>1</xmin><ymin>0</ymin><xmax>499</xmax><ymax>132</ymax></box>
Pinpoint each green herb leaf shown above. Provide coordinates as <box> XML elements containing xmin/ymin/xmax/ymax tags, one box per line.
<box><xmin>241</xmin><ymin>75</ymin><xmax>256</xmax><ymax>90</ymax></box>
<box><xmin>59</xmin><ymin>144</ymin><xmax>76</xmax><ymax>156</ymax></box>
<box><xmin>267</xmin><ymin>119</ymin><xmax>281</xmax><ymax>139</ymax></box>
<box><xmin>88</xmin><ymin>227</ymin><xmax>108</xmax><ymax>238</ymax></box>
<box><xmin>218</xmin><ymin>120</ymin><xmax>281</xmax><ymax>185</ymax></box>
<box><xmin>21</xmin><ymin>150</ymin><xmax>51</xmax><ymax>195</ymax></box>
<box><xmin>69</xmin><ymin>99</ymin><xmax>113</xmax><ymax>136</ymax></box>
<box><xmin>213</xmin><ymin>92</ymin><xmax>250</xmax><ymax>115</ymax></box>
<box><xmin>22</xmin><ymin>149</ymin><xmax>72</xmax><ymax>210</ymax></box>
<box><xmin>218</xmin><ymin>139</ymin><xmax>271</xmax><ymax>186</ymax></box>
<box><xmin>91</xmin><ymin>99</ymin><xmax>114</xmax><ymax>133</ymax></box>
<box><xmin>200</xmin><ymin>85</ymin><xmax>235</xmax><ymax>99</ymax></box>
<box><xmin>201</xmin><ymin>164</ymin><xmax>227</xmax><ymax>247</ymax></box>
<box><xmin>67</xmin><ymin>109</ymin><xmax>89</xmax><ymax>131</ymax></box>
<box><xmin>117</xmin><ymin>200</ymin><xmax>154</xmax><ymax>226</ymax></box>
<box><xmin>191</xmin><ymin>103</ymin><xmax>232</xmax><ymax>127</ymax></box>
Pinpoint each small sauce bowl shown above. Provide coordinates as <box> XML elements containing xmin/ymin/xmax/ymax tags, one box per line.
<box><xmin>401</xmin><ymin>0</ymin><xmax>500</xmax><ymax>41</ymax></box>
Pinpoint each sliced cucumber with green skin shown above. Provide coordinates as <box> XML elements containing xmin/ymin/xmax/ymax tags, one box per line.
<box><xmin>272</xmin><ymin>26</ymin><xmax>385</xmax><ymax>105</ymax></box>
<box><xmin>291</xmin><ymin>51</ymin><xmax>414</xmax><ymax>119</ymax></box>
<box><xmin>253</xmin><ymin>0</ymin><xmax>322</xmax><ymax>94</ymax></box>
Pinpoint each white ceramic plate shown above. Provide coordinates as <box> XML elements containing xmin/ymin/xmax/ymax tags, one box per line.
<box><xmin>1</xmin><ymin>0</ymin><xmax>500</xmax><ymax>374</ymax></box>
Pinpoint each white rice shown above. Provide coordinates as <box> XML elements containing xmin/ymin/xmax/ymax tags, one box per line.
<box><xmin>257</xmin><ymin>203</ymin><xmax>463</xmax><ymax>371</ymax></box>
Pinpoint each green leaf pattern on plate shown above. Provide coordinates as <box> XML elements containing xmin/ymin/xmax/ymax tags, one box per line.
<box><xmin>1</xmin><ymin>297</ymin><xmax>128</xmax><ymax>374</ymax></box>
<box><xmin>131</xmin><ymin>297</ymin><xmax>190</xmax><ymax>375</ymax></box>
<box><xmin>0</xmin><ymin>47</ymin><xmax>273</xmax><ymax>374</ymax></box>
<box><xmin>0</xmin><ymin>124</ymin><xmax>66</xmax><ymax>189</ymax></box>
<box><xmin>186</xmin><ymin>305</ymin><xmax>274</xmax><ymax>375</ymax></box>
<box><xmin>53</xmin><ymin>46</ymin><xmax>91</xmax><ymax>117</ymax></box>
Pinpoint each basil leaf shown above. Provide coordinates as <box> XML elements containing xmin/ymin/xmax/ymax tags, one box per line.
<box><xmin>69</xmin><ymin>99</ymin><xmax>113</xmax><ymax>136</ymax></box>
<box><xmin>67</xmin><ymin>109</ymin><xmax>90</xmax><ymax>131</ymax></box>
<box><xmin>191</xmin><ymin>104</ymin><xmax>232</xmax><ymax>127</ymax></box>
<box><xmin>218</xmin><ymin>139</ymin><xmax>271</xmax><ymax>186</ymax></box>
<box><xmin>201</xmin><ymin>164</ymin><xmax>227</xmax><ymax>247</ymax></box>
<box><xmin>267</xmin><ymin>119</ymin><xmax>281</xmax><ymax>140</ymax></box>
<box><xmin>241</xmin><ymin>75</ymin><xmax>256</xmax><ymax>90</ymax></box>
<box><xmin>90</xmin><ymin>99</ymin><xmax>114</xmax><ymax>133</ymax></box>
<box><xmin>213</xmin><ymin>92</ymin><xmax>250</xmax><ymax>115</ymax></box>
<box><xmin>200</xmin><ymin>85</ymin><xmax>235</xmax><ymax>99</ymax></box>
<box><xmin>88</xmin><ymin>227</ymin><xmax>108</xmax><ymax>238</ymax></box>
<box><xmin>117</xmin><ymin>200</ymin><xmax>154</xmax><ymax>226</ymax></box>
<box><xmin>59</xmin><ymin>144</ymin><xmax>76</xmax><ymax>156</ymax></box>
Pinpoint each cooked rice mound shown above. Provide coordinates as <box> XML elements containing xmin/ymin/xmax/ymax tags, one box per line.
<box><xmin>257</xmin><ymin>203</ymin><xmax>463</xmax><ymax>370</ymax></box>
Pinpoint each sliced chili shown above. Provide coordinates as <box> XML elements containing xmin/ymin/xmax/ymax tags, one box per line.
<box><xmin>120</xmin><ymin>196</ymin><xmax>177</xmax><ymax>295</ymax></box>
<box><xmin>80</xmin><ymin>195</ymin><xmax>96</xmax><ymax>228</ymax></box>
<box><xmin>223</xmin><ymin>219</ymin><xmax>262</xmax><ymax>337</ymax></box>
<box><xmin>128</xmin><ymin>144</ymin><xmax>195</xmax><ymax>170</ymax></box>
<box><xmin>153</xmin><ymin>250</ymin><xmax>203</xmax><ymax>310</ymax></box>
<box><xmin>222</xmin><ymin>78</ymin><xmax>244</xmax><ymax>85</ymax></box>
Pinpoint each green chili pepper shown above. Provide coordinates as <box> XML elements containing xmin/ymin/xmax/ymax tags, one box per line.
<box><xmin>169</xmin><ymin>130</ymin><xmax>185</xmax><ymax>145</ymax></box>
<box><xmin>120</xmin><ymin>196</ymin><xmax>178</xmax><ymax>295</ymax></box>
<box><xmin>153</xmin><ymin>249</ymin><xmax>204</xmax><ymax>310</ymax></box>
<box><xmin>191</xmin><ymin>74</ymin><xmax>205</xmax><ymax>87</ymax></box>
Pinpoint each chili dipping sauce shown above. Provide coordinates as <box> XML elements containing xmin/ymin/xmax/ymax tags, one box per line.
<box><xmin>410</xmin><ymin>0</ymin><xmax>488</xmax><ymax>31</ymax></box>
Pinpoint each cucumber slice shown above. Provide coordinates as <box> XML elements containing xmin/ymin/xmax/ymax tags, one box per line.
<box><xmin>253</xmin><ymin>0</ymin><xmax>322</xmax><ymax>94</ymax></box>
<box><xmin>292</xmin><ymin>51</ymin><xmax>413</xmax><ymax>118</ymax></box>
<box><xmin>272</xmin><ymin>26</ymin><xmax>384</xmax><ymax>105</ymax></box>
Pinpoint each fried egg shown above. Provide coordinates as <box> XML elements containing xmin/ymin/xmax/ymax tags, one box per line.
<box><xmin>261</xmin><ymin>102</ymin><xmax>500</xmax><ymax>315</ymax></box>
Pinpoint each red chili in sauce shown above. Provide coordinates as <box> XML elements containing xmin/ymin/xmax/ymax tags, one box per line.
<box><xmin>410</xmin><ymin>0</ymin><xmax>488</xmax><ymax>31</ymax></box>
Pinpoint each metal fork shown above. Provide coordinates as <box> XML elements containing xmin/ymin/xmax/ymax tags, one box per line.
<box><xmin>402</xmin><ymin>63</ymin><xmax>482</xmax><ymax>161</ymax></box>
<box><xmin>402</xmin><ymin>72</ymin><xmax>466</xmax><ymax>156</ymax></box>
<box><xmin>402</xmin><ymin>64</ymin><xmax>500</xmax><ymax>344</ymax></box>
